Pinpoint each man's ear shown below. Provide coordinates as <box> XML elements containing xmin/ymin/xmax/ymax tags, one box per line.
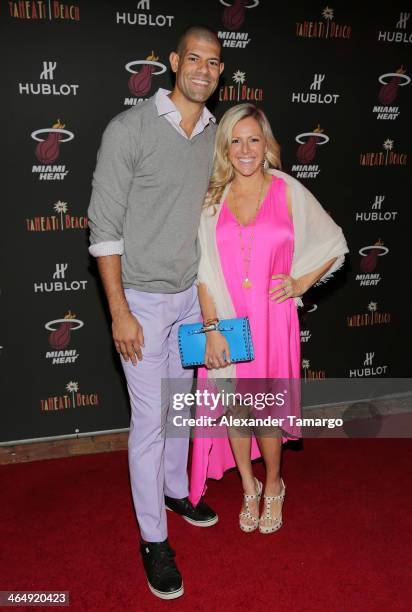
<box><xmin>169</xmin><ymin>51</ymin><xmax>179</xmax><ymax>74</ymax></box>
<box><xmin>219</xmin><ymin>62</ymin><xmax>224</xmax><ymax>75</ymax></box>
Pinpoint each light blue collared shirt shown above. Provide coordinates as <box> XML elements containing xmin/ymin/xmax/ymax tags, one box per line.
<box><xmin>154</xmin><ymin>87</ymin><xmax>215</xmax><ymax>140</ymax></box>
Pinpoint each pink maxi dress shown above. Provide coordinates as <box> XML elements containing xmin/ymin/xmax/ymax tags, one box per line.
<box><xmin>189</xmin><ymin>175</ymin><xmax>301</xmax><ymax>505</ymax></box>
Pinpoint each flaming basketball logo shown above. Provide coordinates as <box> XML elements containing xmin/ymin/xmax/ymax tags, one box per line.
<box><xmin>125</xmin><ymin>53</ymin><xmax>166</xmax><ymax>97</ymax></box>
<box><xmin>220</xmin><ymin>0</ymin><xmax>258</xmax><ymax>30</ymax></box>
<box><xmin>36</xmin><ymin>119</ymin><xmax>65</xmax><ymax>163</ymax></box>
<box><xmin>300</xmin><ymin>297</ymin><xmax>317</xmax><ymax>325</ymax></box>
<box><xmin>378</xmin><ymin>65</ymin><xmax>410</xmax><ymax>105</ymax></box>
<box><xmin>222</xmin><ymin>0</ymin><xmax>247</xmax><ymax>29</ymax></box>
<box><xmin>46</xmin><ymin>311</ymin><xmax>84</xmax><ymax>349</ymax></box>
<box><xmin>359</xmin><ymin>240</ymin><xmax>388</xmax><ymax>273</ymax></box>
<box><xmin>128</xmin><ymin>51</ymin><xmax>159</xmax><ymax>96</ymax></box>
<box><xmin>296</xmin><ymin>125</ymin><xmax>328</xmax><ymax>164</ymax></box>
<box><xmin>31</xmin><ymin>120</ymin><xmax>74</xmax><ymax>163</ymax></box>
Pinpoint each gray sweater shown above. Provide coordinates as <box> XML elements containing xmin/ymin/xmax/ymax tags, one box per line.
<box><xmin>88</xmin><ymin>96</ymin><xmax>216</xmax><ymax>293</ymax></box>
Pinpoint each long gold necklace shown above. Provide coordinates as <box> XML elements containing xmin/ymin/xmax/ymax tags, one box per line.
<box><xmin>232</xmin><ymin>174</ymin><xmax>265</xmax><ymax>289</ymax></box>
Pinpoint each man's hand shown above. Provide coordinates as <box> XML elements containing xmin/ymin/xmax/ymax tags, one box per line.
<box><xmin>112</xmin><ymin>311</ymin><xmax>145</xmax><ymax>366</ymax></box>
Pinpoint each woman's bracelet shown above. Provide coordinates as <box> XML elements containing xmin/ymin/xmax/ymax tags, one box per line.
<box><xmin>204</xmin><ymin>317</ymin><xmax>219</xmax><ymax>327</ymax></box>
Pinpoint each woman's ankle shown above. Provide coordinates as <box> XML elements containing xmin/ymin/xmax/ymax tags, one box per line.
<box><xmin>264</xmin><ymin>477</ymin><xmax>282</xmax><ymax>495</ymax></box>
<box><xmin>241</xmin><ymin>474</ymin><xmax>257</xmax><ymax>494</ymax></box>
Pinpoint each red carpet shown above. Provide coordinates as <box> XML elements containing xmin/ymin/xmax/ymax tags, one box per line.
<box><xmin>1</xmin><ymin>439</ymin><xmax>411</xmax><ymax>611</ymax></box>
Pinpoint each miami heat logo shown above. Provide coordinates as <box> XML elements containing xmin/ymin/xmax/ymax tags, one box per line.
<box><xmin>359</xmin><ymin>240</ymin><xmax>388</xmax><ymax>273</ymax></box>
<box><xmin>296</xmin><ymin>125</ymin><xmax>329</xmax><ymax>164</ymax></box>
<box><xmin>302</xmin><ymin>297</ymin><xmax>318</xmax><ymax>313</ymax></box>
<box><xmin>220</xmin><ymin>0</ymin><xmax>259</xmax><ymax>30</ymax></box>
<box><xmin>126</xmin><ymin>52</ymin><xmax>166</xmax><ymax>96</ymax></box>
<box><xmin>378</xmin><ymin>65</ymin><xmax>410</xmax><ymax>104</ymax></box>
<box><xmin>31</xmin><ymin>119</ymin><xmax>74</xmax><ymax>163</ymax></box>
<box><xmin>45</xmin><ymin>311</ymin><xmax>83</xmax><ymax>349</ymax></box>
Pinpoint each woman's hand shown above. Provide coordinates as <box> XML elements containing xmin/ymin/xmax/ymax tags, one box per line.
<box><xmin>204</xmin><ymin>330</ymin><xmax>231</xmax><ymax>369</ymax></box>
<box><xmin>269</xmin><ymin>273</ymin><xmax>305</xmax><ymax>303</ymax></box>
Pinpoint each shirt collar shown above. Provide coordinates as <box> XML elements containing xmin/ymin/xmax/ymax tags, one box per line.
<box><xmin>154</xmin><ymin>87</ymin><xmax>216</xmax><ymax>126</ymax></box>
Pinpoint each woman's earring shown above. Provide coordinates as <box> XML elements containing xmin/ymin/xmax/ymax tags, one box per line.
<box><xmin>262</xmin><ymin>156</ymin><xmax>269</xmax><ymax>169</ymax></box>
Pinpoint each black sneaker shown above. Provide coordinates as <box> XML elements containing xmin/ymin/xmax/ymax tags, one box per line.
<box><xmin>165</xmin><ymin>496</ymin><xmax>218</xmax><ymax>527</ymax></box>
<box><xmin>140</xmin><ymin>539</ymin><xmax>183</xmax><ymax>600</ymax></box>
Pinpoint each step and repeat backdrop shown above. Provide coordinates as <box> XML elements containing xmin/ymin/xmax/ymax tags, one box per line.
<box><xmin>1</xmin><ymin>1</ymin><xmax>411</xmax><ymax>442</ymax></box>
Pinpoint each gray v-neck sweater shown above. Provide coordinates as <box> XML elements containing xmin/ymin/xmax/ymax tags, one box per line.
<box><xmin>88</xmin><ymin>96</ymin><xmax>216</xmax><ymax>293</ymax></box>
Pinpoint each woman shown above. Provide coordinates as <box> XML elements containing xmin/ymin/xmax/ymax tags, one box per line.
<box><xmin>189</xmin><ymin>104</ymin><xmax>348</xmax><ymax>533</ymax></box>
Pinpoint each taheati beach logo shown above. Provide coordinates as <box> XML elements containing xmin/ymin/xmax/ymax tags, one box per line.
<box><xmin>359</xmin><ymin>139</ymin><xmax>408</xmax><ymax>166</ymax></box>
<box><xmin>219</xmin><ymin>70</ymin><xmax>263</xmax><ymax>102</ymax></box>
<box><xmin>347</xmin><ymin>302</ymin><xmax>391</xmax><ymax>328</ymax></box>
<box><xmin>296</xmin><ymin>6</ymin><xmax>351</xmax><ymax>39</ymax></box>
<box><xmin>301</xmin><ymin>359</ymin><xmax>326</xmax><ymax>381</ymax></box>
<box><xmin>40</xmin><ymin>381</ymin><xmax>99</xmax><ymax>411</ymax></box>
<box><xmin>9</xmin><ymin>1</ymin><xmax>80</xmax><ymax>20</ymax></box>
<box><xmin>25</xmin><ymin>201</ymin><xmax>88</xmax><ymax>233</ymax></box>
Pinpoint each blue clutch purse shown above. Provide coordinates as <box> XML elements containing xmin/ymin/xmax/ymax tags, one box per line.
<box><xmin>178</xmin><ymin>317</ymin><xmax>254</xmax><ymax>368</ymax></box>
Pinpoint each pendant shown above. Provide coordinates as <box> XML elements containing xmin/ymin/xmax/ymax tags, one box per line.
<box><xmin>242</xmin><ymin>277</ymin><xmax>252</xmax><ymax>289</ymax></box>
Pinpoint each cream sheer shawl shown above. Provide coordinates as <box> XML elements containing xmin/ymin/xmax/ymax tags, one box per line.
<box><xmin>196</xmin><ymin>168</ymin><xmax>349</xmax><ymax>379</ymax></box>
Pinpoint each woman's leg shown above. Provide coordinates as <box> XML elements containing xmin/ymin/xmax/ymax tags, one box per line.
<box><xmin>228</xmin><ymin>434</ymin><xmax>260</xmax><ymax>528</ymax></box>
<box><xmin>255</xmin><ymin>435</ymin><xmax>282</xmax><ymax>494</ymax></box>
<box><xmin>228</xmin><ymin>435</ymin><xmax>254</xmax><ymax>491</ymax></box>
<box><xmin>255</xmin><ymin>433</ymin><xmax>284</xmax><ymax>527</ymax></box>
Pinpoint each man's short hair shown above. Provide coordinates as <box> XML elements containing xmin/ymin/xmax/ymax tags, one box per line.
<box><xmin>176</xmin><ymin>25</ymin><xmax>221</xmax><ymax>57</ymax></box>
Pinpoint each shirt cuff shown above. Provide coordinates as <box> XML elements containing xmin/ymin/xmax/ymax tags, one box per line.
<box><xmin>89</xmin><ymin>239</ymin><xmax>124</xmax><ymax>257</ymax></box>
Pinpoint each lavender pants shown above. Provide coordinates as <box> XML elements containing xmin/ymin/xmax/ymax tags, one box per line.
<box><xmin>121</xmin><ymin>285</ymin><xmax>200</xmax><ymax>542</ymax></box>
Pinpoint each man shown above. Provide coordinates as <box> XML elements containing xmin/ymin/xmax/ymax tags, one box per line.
<box><xmin>87</xmin><ymin>27</ymin><xmax>224</xmax><ymax>600</ymax></box>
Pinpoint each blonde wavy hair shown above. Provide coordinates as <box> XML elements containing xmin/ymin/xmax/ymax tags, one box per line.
<box><xmin>205</xmin><ymin>103</ymin><xmax>282</xmax><ymax>208</ymax></box>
